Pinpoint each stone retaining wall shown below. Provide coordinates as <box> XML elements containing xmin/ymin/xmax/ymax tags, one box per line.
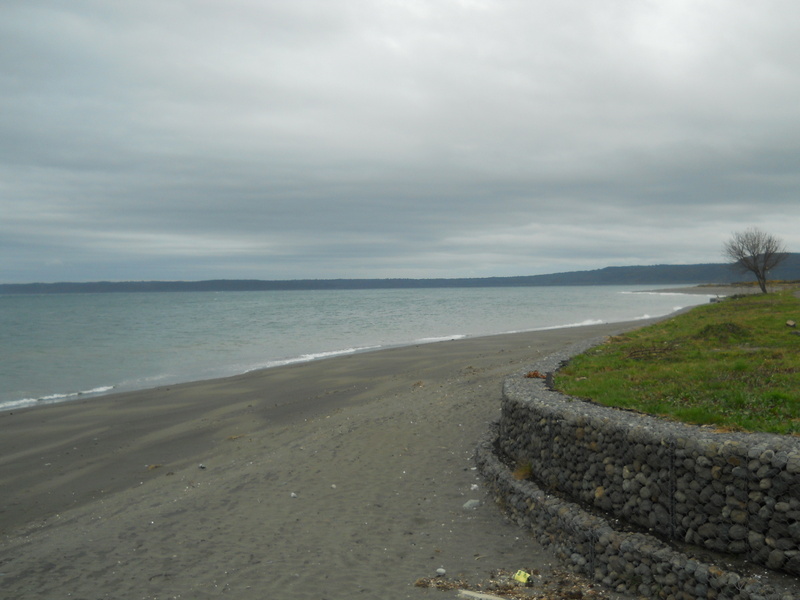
<box><xmin>476</xmin><ymin>426</ymin><xmax>798</xmax><ymax>600</ymax></box>
<box><xmin>475</xmin><ymin>340</ymin><xmax>800</xmax><ymax>600</ymax></box>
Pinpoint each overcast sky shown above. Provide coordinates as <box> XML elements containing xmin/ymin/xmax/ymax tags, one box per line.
<box><xmin>2</xmin><ymin>1</ymin><xmax>799</xmax><ymax>282</ymax></box>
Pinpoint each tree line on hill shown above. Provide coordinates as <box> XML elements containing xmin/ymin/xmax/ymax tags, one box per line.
<box><xmin>2</xmin><ymin>253</ymin><xmax>799</xmax><ymax>294</ymax></box>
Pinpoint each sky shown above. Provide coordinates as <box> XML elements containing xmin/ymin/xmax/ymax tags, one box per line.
<box><xmin>2</xmin><ymin>1</ymin><xmax>799</xmax><ymax>283</ymax></box>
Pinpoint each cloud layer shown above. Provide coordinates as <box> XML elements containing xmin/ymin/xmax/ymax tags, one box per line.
<box><xmin>3</xmin><ymin>0</ymin><xmax>799</xmax><ymax>282</ymax></box>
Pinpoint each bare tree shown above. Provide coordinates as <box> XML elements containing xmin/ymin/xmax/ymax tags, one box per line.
<box><xmin>723</xmin><ymin>227</ymin><xmax>788</xmax><ymax>293</ymax></box>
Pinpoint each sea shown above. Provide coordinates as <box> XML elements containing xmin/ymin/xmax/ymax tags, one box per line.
<box><xmin>0</xmin><ymin>285</ymin><xmax>715</xmax><ymax>411</ymax></box>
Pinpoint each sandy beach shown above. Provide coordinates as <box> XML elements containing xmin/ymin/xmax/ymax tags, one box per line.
<box><xmin>1</xmin><ymin>317</ymin><xmax>684</xmax><ymax>599</ymax></box>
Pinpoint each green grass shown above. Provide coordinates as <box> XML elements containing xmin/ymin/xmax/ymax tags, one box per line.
<box><xmin>554</xmin><ymin>290</ymin><xmax>800</xmax><ymax>435</ymax></box>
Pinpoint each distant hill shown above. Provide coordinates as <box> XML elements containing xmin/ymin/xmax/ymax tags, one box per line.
<box><xmin>2</xmin><ymin>254</ymin><xmax>799</xmax><ymax>294</ymax></box>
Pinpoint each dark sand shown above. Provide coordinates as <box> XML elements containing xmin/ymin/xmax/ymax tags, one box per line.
<box><xmin>1</xmin><ymin>319</ymin><xmax>674</xmax><ymax>599</ymax></box>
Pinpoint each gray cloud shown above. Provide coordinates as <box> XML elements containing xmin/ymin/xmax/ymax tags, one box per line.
<box><xmin>2</xmin><ymin>0</ymin><xmax>799</xmax><ymax>282</ymax></box>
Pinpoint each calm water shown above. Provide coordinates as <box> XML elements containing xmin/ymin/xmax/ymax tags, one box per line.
<box><xmin>0</xmin><ymin>285</ymin><xmax>712</xmax><ymax>410</ymax></box>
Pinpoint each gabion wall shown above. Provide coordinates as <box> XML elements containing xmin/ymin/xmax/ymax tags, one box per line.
<box><xmin>494</xmin><ymin>373</ymin><xmax>800</xmax><ymax>577</ymax></box>
<box><xmin>476</xmin><ymin>425</ymin><xmax>798</xmax><ymax>600</ymax></box>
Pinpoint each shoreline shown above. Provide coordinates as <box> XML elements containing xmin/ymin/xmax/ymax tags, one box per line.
<box><xmin>648</xmin><ymin>284</ymin><xmax>773</xmax><ymax>295</ymax></box>
<box><xmin>0</xmin><ymin>318</ymin><xmax>671</xmax><ymax>599</ymax></box>
<box><xmin>2</xmin><ymin>285</ymin><xmax>715</xmax><ymax>413</ymax></box>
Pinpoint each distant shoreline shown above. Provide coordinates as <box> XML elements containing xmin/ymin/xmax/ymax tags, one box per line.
<box><xmin>650</xmin><ymin>283</ymin><xmax>796</xmax><ymax>296</ymax></box>
<box><xmin>0</xmin><ymin>279</ymin><xmax>708</xmax><ymax>294</ymax></box>
<box><xmin>646</xmin><ymin>284</ymin><xmax>761</xmax><ymax>295</ymax></box>
<box><xmin>0</xmin><ymin>279</ymin><xmax>771</xmax><ymax>295</ymax></box>
<box><xmin>4</xmin><ymin>254</ymin><xmax>800</xmax><ymax>292</ymax></box>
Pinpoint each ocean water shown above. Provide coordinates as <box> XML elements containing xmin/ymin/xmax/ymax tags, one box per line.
<box><xmin>0</xmin><ymin>285</ymin><xmax>713</xmax><ymax>411</ymax></box>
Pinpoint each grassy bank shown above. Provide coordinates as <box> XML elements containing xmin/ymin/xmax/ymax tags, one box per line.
<box><xmin>555</xmin><ymin>290</ymin><xmax>800</xmax><ymax>435</ymax></box>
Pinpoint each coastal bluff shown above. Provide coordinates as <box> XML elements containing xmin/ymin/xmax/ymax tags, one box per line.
<box><xmin>477</xmin><ymin>339</ymin><xmax>800</xmax><ymax>600</ymax></box>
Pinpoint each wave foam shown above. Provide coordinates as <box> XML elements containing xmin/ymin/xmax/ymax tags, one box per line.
<box><xmin>249</xmin><ymin>345</ymin><xmax>382</xmax><ymax>371</ymax></box>
<box><xmin>1</xmin><ymin>385</ymin><xmax>115</xmax><ymax>411</ymax></box>
<box><xmin>413</xmin><ymin>334</ymin><xmax>467</xmax><ymax>344</ymax></box>
<box><xmin>535</xmin><ymin>319</ymin><xmax>606</xmax><ymax>331</ymax></box>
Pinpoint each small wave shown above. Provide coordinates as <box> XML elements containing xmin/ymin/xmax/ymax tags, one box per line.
<box><xmin>0</xmin><ymin>398</ymin><xmax>42</xmax><ymax>411</ymax></box>
<box><xmin>39</xmin><ymin>385</ymin><xmax>115</xmax><ymax>401</ymax></box>
<box><xmin>0</xmin><ymin>385</ymin><xmax>115</xmax><ymax>411</ymax></box>
<box><xmin>535</xmin><ymin>319</ymin><xmax>606</xmax><ymax>331</ymax></box>
<box><xmin>120</xmin><ymin>373</ymin><xmax>172</xmax><ymax>387</ymax></box>
<box><xmin>413</xmin><ymin>334</ymin><xmax>467</xmax><ymax>344</ymax></box>
<box><xmin>248</xmin><ymin>345</ymin><xmax>382</xmax><ymax>371</ymax></box>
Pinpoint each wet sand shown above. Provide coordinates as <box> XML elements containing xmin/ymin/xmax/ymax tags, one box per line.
<box><xmin>1</xmin><ymin>319</ymin><xmax>669</xmax><ymax>599</ymax></box>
